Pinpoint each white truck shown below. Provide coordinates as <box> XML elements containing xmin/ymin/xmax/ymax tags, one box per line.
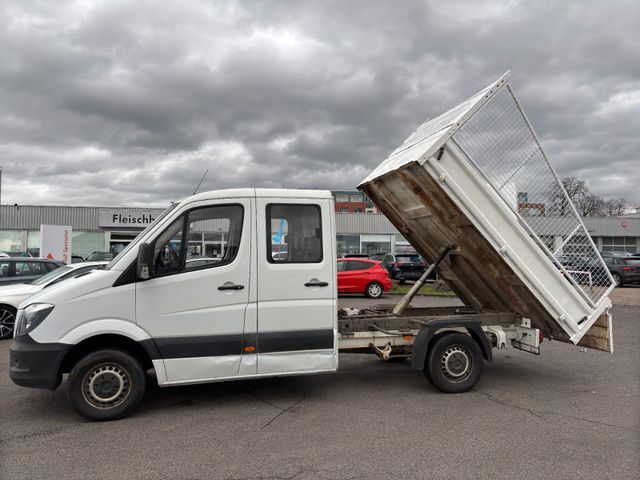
<box><xmin>10</xmin><ymin>72</ymin><xmax>615</xmax><ymax>421</ymax></box>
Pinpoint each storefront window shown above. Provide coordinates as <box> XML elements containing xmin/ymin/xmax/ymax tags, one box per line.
<box><xmin>360</xmin><ymin>234</ymin><xmax>391</xmax><ymax>256</ymax></box>
<box><xmin>1</xmin><ymin>231</ymin><xmax>23</xmax><ymax>253</ymax></box>
<box><xmin>336</xmin><ymin>234</ymin><xmax>360</xmax><ymax>255</ymax></box>
<box><xmin>27</xmin><ymin>230</ymin><xmax>105</xmax><ymax>258</ymax></box>
<box><xmin>601</xmin><ymin>237</ymin><xmax>638</xmax><ymax>254</ymax></box>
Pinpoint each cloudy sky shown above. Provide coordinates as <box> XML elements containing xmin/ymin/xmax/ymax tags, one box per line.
<box><xmin>1</xmin><ymin>0</ymin><xmax>639</xmax><ymax>208</ymax></box>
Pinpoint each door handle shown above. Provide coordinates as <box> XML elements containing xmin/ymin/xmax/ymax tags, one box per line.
<box><xmin>305</xmin><ymin>281</ymin><xmax>329</xmax><ymax>287</ymax></box>
<box><xmin>218</xmin><ymin>284</ymin><xmax>245</xmax><ymax>291</ymax></box>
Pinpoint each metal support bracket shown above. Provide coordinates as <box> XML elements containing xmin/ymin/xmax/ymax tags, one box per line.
<box><xmin>392</xmin><ymin>243</ymin><xmax>455</xmax><ymax>316</ymax></box>
<box><xmin>370</xmin><ymin>342</ymin><xmax>393</xmax><ymax>361</ymax></box>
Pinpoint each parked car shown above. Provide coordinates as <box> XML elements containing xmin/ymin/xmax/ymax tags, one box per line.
<box><xmin>557</xmin><ymin>254</ymin><xmax>610</xmax><ymax>287</ymax></box>
<box><xmin>0</xmin><ymin>251</ymin><xmax>33</xmax><ymax>257</ymax></box>
<box><xmin>86</xmin><ymin>251</ymin><xmax>115</xmax><ymax>261</ymax></box>
<box><xmin>0</xmin><ymin>258</ymin><xmax>65</xmax><ymax>287</ymax></box>
<box><xmin>337</xmin><ymin>258</ymin><xmax>391</xmax><ymax>298</ymax></box>
<box><xmin>338</xmin><ymin>253</ymin><xmax>370</xmax><ymax>259</ymax></box>
<box><xmin>0</xmin><ymin>261</ymin><xmax>108</xmax><ymax>339</ymax></box>
<box><xmin>379</xmin><ymin>253</ymin><xmax>428</xmax><ymax>284</ymax></box>
<box><xmin>71</xmin><ymin>254</ymin><xmax>86</xmax><ymax>263</ymax></box>
<box><xmin>601</xmin><ymin>254</ymin><xmax>640</xmax><ymax>287</ymax></box>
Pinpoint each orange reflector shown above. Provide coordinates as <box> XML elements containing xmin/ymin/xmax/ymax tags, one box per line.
<box><xmin>403</xmin><ymin>335</ymin><xmax>413</xmax><ymax>341</ymax></box>
<box><xmin>243</xmin><ymin>346</ymin><xmax>256</xmax><ymax>352</ymax></box>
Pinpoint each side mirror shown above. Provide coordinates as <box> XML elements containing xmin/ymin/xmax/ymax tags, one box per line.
<box><xmin>137</xmin><ymin>243</ymin><xmax>154</xmax><ymax>280</ymax></box>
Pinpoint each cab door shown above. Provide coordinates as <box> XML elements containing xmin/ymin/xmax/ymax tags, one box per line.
<box><xmin>256</xmin><ymin>197</ymin><xmax>337</xmax><ymax>375</ymax></box>
<box><xmin>136</xmin><ymin>199</ymin><xmax>252</xmax><ymax>384</ymax></box>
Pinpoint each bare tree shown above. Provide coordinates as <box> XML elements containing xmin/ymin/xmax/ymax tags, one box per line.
<box><xmin>559</xmin><ymin>176</ymin><xmax>626</xmax><ymax>217</ymax></box>
<box><xmin>561</xmin><ymin>177</ymin><xmax>588</xmax><ymax>203</ymax></box>
<box><xmin>577</xmin><ymin>193</ymin><xmax>605</xmax><ymax>216</ymax></box>
<box><xmin>558</xmin><ymin>176</ymin><xmax>589</xmax><ymax>216</ymax></box>
<box><xmin>603</xmin><ymin>198</ymin><xmax>627</xmax><ymax>216</ymax></box>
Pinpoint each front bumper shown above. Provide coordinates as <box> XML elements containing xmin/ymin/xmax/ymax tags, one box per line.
<box><xmin>9</xmin><ymin>334</ymin><xmax>70</xmax><ymax>389</ymax></box>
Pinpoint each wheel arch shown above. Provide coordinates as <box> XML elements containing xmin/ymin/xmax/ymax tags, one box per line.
<box><xmin>59</xmin><ymin>333</ymin><xmax>157</xmax><ymax>375</ymax></box>
<box><xmin>411</xmin><ymin>319</ymin><xmax>492</xmax><ymax>371</ymax></box>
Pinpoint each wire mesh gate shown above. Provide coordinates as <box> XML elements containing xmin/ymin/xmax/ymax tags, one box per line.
<box><xmin>450</xmin><ymin>86</ymin><xmax>614</xmax><ymax>306</ymax></box>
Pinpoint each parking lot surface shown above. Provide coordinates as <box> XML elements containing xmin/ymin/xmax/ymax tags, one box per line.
<box><xmin>1</xmin><ymin>293</ymin><xmax>638</xmax><ymax>479</ymax></box>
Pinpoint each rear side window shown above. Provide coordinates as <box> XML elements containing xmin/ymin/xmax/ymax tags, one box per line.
<box><xmin>396</xmin><ymin>255</ymin><xmax>421</xmax><ymax>263</ymax></box>
<box><xmin>267</xmin><ymin>204</ymin><xmax>322</xmax><ymax>263</ymax></box>
<box><xmin>346</xmin><ymin>260</ymin><xmax>373</xmax><ymax>271</ymax></box>
<box><xmin>15</xmin><ymin>261</ymin><xmax>47</xmax><ymax>277</ymax></box>
<box><xmin>0</xmin><ymin>262</ymin><xmax>10</xmax><ymax>278</ymax></box>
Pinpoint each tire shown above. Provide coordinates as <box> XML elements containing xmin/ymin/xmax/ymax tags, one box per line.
<box><xmin>0</xmin><ymin>305</ymin><xmax>17</xmax><ymax>340</ymax></box>
<box><xmin>612</xmin><ymin>273</ymin><xmax>623</xmax><ymax>287</ymax></box>
<box><xmin>425</xmin><ymin>333</ymin><xmax>483</xmax><ymax>393</ymax></box>
<box><xmin>67</xmin><ymin>349</ymin><xmax>146</xmax><ymax>421</ymax></box>
<box><xmin>365</xmin><ymin>281</ymin><xmax>383</xmax><ymax>299</ymax></box>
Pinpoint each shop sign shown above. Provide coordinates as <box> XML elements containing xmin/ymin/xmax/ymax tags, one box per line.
<box><xmin>99</xmin><ymin>209</ymin><xmax>163</xmax><ymax>228</ymax></box>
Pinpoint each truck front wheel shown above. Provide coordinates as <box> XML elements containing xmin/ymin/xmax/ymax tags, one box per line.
<box><xmin>424</xmin><ymin>333</ymin><xmax>483</xmax><ymax>393</ymax></box>
<box><xmin>67</xmin><ymin>349</ymin><xmax>146</xmax><ymax>421</ymax></box>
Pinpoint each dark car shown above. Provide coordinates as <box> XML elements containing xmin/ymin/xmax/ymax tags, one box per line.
<box><xmin>337</xmin><ymin>259</ymin><xmax>392</xmax><ymax>298</ymax></box>
<box><xmin>602</xmin><ymin>254</ymin><xmax>640</xmax><ymax>287</ymax></box>
<box><xmin>380</xmin><ymin>253</ymin><xmax>428</xmax><ymax>284</ymax></box>
<box><xmin>338</xmin><ymin>253</ymin><xmax>370</xmax><ymax>259</ymax></box>
<box><xmin>86</xmin><ymin>251</ymin><xmax>115</xmax><ymax>261</ymax></box>
<box><xmin>557</xmin><ymin>255</ymin><xmax>610</xmax><ymax>287</ymax></box>
<box><xmin>71</xmin><ymin>254</ymin><xmax>86</xmax><ymax>263</ymax></box>
<box><xmin>0</xmin><ymin>258</ymin><xmax>66</xmax><ymax>286</ymax></box>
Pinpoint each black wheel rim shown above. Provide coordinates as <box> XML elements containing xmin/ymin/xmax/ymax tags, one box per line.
<box><xmin>0</xmin><ymin>308</ymin><xmax>15</xmax><ymax>338</ymax></box>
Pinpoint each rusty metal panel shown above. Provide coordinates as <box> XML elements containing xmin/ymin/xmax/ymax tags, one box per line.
<box><xmin>359</xmin><ymin>73</ymin><xmax>614</xmax><ymax>351</ymax></box>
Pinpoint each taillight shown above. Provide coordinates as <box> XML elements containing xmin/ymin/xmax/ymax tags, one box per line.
<box><xmin>622</xmin><ymin>266</ymin><xmax>632</xmax><ymax>271</ymax></box>
<box><xmin>539</xmin><ymin>330</ymin><xmax>544</xmax><ymax>344</ymax></box>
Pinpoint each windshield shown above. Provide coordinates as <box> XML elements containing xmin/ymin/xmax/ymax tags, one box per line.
<box><xmin>30</xmin><ymin>265</ymin><xmax>74</xmax><ymax>286</ymax></box>
<box><xmin>105</xmin><ymin>203</ymin><xmax>179</xmax><ymax>270</ymax></box>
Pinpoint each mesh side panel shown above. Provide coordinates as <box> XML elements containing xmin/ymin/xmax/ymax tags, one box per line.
<box><xmin>452</xmin><ymin>87</ymin><xmax>612</xmax><ymax>305</ymax></box>
<box><xmin>391</xmin><ymin>84</ymin><xmax>494</xmax><ymax>157</ymax></box>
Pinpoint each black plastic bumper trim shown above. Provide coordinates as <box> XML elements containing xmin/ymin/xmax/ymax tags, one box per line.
<box><xmin>10</xmin><ymin>335</ymin><xmax>71</xmax><ymax>389</ymax></box>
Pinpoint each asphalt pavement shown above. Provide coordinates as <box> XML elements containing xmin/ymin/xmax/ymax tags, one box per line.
<box><xmin>1</xmin><ymin>293</ymin><xmax>638</xmax><ymax>480</ymax></box>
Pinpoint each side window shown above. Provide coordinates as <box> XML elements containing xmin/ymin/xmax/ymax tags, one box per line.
<box><xmin>346</xmin><ymin>260</ymin><xmax>369</xmax><ymax>271</ymax></box>
<box><xmin>267</xmin><ymin>204</ymin><xmax>322</xmax><ymax>263</ymax></box>
<box><xmin>337</xmin><ymin>261</ymin><xmax>347</xmax><ymax>272</ymax></box>
<box><xmin>184</xmin><ymin>205</ymin><xmax>243</xmax><ymax>271</ymax></box>
<box><xmin>15</xmin><ymin>261</ymin><xmax>46</xmax><ymax>277</ymax></box>
<box><xmin>152</xmin><ymin>204</ymin><xmax>244</xmax><ymax>276</ymax></box>
<box><xmin>153</xmin><ymin>216</ymin><xmax>184</xmax><ymax>276</ymax></box>
<box><xmin>0</xmin><ymin>262</ymin><xmax>10</xmax><ymax>278</ymax></box>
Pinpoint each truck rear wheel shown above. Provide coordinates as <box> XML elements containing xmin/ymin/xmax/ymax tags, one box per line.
<box><xmin>67</xmin><ymin>349</ymin><xmax>146</xmax><ymax>421</ymax></box>
<box><xmin>424</xmin><ymin>333</ymin><xmax>483</xmax><ymax>393</ymax></box>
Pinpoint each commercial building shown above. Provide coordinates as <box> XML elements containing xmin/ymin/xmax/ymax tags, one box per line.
<box><xmin>1</xmin><ymin>204</ymin><xmax>639</xmax><ymax>259</ymax></box>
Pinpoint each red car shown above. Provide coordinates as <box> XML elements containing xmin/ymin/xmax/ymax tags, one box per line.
<box><xmin>337</xmin><ymin>258</ymin><xmax>392</xmax><ymax>298</ymax></box>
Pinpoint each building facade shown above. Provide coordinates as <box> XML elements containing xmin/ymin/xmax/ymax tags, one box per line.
<box><xmin>1</xmin><ymin>204</ymin><xmax>639</xmax><ymax>259</ymax></box>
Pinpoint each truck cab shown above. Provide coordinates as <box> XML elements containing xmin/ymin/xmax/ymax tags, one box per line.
<box><xmin>10</xmin><ymin>189</ymin><xmax>338</xmax><ymax>420</ymax></box>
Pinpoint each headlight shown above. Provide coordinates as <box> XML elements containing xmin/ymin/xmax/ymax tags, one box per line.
<box><xmin>15</xmin><ymin>303</ymin><xmax>54</xmax><ymax>336</ymax></box>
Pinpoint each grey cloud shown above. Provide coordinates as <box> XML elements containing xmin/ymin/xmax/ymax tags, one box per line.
<box><xmin>0</xmin><ymin>0</ymin><xmax>638</xmax><ymax>208</ymax></box>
